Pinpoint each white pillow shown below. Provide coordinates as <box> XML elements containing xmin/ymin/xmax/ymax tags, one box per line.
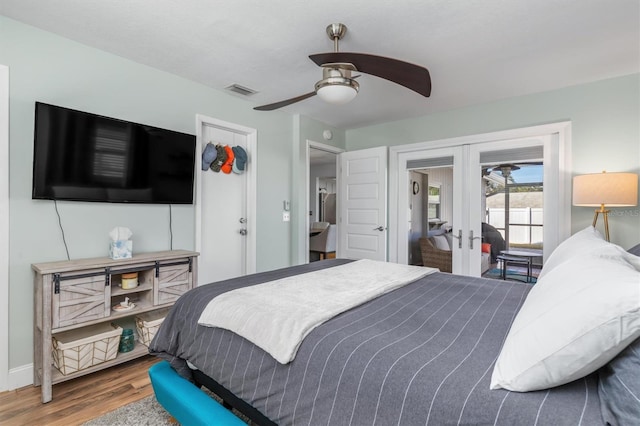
<box><xmin>537</xmin><ymin>226</ymin><xmax>608</xmax><ymax>280</ymax></box>
<box><xmin>490</xmin><ymin>244</ymin><xmax>640</xmax><ymax>392</ymax></box>
<box><xmin>431</xmin><ymin>235</ymin><xmax>450</xmax><ymax>251</ymax></box>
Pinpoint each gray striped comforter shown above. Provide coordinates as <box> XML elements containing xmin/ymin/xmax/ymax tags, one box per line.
<box><xmin>150</xmin><ymin>259</ymin><xmax>603</xmax><ymax>425</ymax></box>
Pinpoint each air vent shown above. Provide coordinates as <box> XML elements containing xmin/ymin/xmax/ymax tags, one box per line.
<box><xmin>225</xmin><ymin>84</ymin><xmax>258</xmax><ymax>96</ymax></box>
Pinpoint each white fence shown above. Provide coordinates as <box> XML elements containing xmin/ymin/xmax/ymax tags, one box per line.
<box><xmin>487</xmin><ymin>208</ymin><xmax>543</xmax><ymax>245</ymax></box>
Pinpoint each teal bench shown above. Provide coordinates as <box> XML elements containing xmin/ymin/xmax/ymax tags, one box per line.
<box><xmin>148</xmin><ymin>361</ymin><xmax>246</xmax><ymax>426</ymax></box>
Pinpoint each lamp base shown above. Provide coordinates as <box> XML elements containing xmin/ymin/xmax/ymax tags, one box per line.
<box><xmin>592</xmin><ymin>204</ymin><xmax>610</xmax><ymax>242</ymax></box>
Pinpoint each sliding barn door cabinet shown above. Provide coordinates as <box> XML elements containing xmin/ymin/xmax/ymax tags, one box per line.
<box><xmin>33</xmin><ymin>250</ymin><xmax>199</xmax><ymax>403</ymax></box>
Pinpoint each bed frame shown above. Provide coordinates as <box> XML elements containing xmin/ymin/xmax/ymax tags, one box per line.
<box><xmin>193</xmin><ymin>368</ymin><xmax>276</xmax><ymax>426</ymax></box>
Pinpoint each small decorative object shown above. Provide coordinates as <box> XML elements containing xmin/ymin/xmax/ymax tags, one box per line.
<box><xmin>113</xmin><ymin>297</ymin><xmax>135</xmax><ymax>312</ymax></box>
<box><xmin>109</xmin><ymin>227</ymin><xmax>133</xmax><ymax>259</ymax></box>
<box><xmin>412</xmin><ymin>181</ymin><xmax>420</xmax><ymax>195</ymax></box>
<box><xmin>121</xmin><ymin>272</ymin><xmax>139</xmax><ymax>290</ymax></box>
<box><xmin>118</xmin><ymin>328</ymin><xmax>135</xmax><ymax>353</ymax></box>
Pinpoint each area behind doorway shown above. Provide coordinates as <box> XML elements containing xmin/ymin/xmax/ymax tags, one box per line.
<box><xmin>308</xmin><ymin>143</ymin><xmax>340</xmax><ymax>262</ymax></box>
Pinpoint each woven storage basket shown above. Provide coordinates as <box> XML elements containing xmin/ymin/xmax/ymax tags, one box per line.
<box><xmin>52</xmin><ymin>323</ymin><xmax>122</xmax><ymax>375</ymax></box>
<box><xmin>136</xmin><ymin>308</ymin><xmax>170</xmax><ymax>346</ymax></box>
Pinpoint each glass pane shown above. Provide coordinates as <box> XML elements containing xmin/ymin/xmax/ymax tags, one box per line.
<box><xmin>408</xmin><ymin>168</ymin><xmax>453</xmax><ymax>271</ymax></box>
<box><xmin>483</xmin><ymin>162</ymin><xmax>544</xmax><ymax>280</ymax></box>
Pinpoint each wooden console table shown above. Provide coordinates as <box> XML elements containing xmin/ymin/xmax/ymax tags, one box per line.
<box><xmin>32</xmin><ymin>250</ymin><xmax>199</xmax><ymax>403</ymax></box>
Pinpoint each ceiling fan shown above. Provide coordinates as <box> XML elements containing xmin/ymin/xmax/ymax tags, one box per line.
<box><xmin>253</xmin><ymin>23</ymin><xmax>431</xmax><ymax>111</ymax></box>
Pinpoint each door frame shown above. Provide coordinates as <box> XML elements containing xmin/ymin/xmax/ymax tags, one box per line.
<box><xmin>1</xmin><ymin>64</ymin><xmax>8</xmax><ymax>391</ymax></box>
<box><xmin>194</xmin><ymin>114</ymin><xmax>257</xmax><ymax>281</ymax></box>
<box><xmin>304</xmin><ymin>140</ymin><xmax>344</xmax><ymax>263</ymax></box>
<box><xmin>389</xmin><ymin>121</ymin><xmax>572</xmax><ymax>265</ymax></box>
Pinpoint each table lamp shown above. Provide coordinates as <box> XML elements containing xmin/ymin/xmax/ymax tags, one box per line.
<box><xmin>572</xmin><ymin>171</ymin><xmax>638</xmax><ymax>241</ymax></box>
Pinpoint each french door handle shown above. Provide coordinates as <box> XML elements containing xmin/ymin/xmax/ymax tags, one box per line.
<box><xmin>373</xmin><ymin>226</ymin><xmax>386</xmax><ymax>231</ymax></box>
<box><xmin>451</xmin><ymin>229</ymin><xmax>462</xmax><ymax>249</ymax></box>
<box><xmin>469</xmin><ymin>230</ymin><xmax>481</xmax><ymax>249</ymax></box>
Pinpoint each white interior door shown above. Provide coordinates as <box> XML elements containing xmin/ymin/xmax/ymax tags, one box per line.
<box><xmin>338</xmin><ymin>146</ymin><xmax>387</xmax><ymax>261</ymax></box>
<box><xmin>195</xmin><ymin>115</ymin><xmax>256</xmax><ymax>285</ymax></box>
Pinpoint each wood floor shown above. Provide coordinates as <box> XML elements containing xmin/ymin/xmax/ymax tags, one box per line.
<box><xmin>0</xmin><ymin>355</ymin><xmax>161</xmax><ymax>426</ymax></box>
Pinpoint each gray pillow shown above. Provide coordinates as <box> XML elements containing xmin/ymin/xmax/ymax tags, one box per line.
<box><xmin>598</xmin><ymin>337</ymin><xmax>640</xmax><ymax>425</ymax></box>
<box><xmin>627</xmin><ymin>243</ymin><xmax>640</xmax><ymax>257</ymax></box>
<box><xmin>427</xmin><ymin>228</ymin><xmax>446</xmax><ymax>237</ymax></box>
<box><xmin>431</xmin><ymin>234</ymin><xmax>451</xmax><ymax>251</ymax></box>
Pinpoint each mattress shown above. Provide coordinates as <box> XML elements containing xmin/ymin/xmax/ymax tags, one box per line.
<box><xmin>150</xmin><ymin>259</ymin><xmax>603</xmax><ymax>425</ymax></box>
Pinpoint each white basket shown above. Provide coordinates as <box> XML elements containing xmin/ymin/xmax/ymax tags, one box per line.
<box><xmin>135</xmin><ymin>309</ymin><xmax>169</xmax><ymax>346</ymax></box>
<box><xmin>52</xmin><ymin>323</ymin><xmax>122</xmax><ymax>375</ymax></box>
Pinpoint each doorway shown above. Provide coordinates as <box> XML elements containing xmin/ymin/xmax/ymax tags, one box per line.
<box><xmin>307</xmin><ymin>141</ymin><xmax>342</xmax><ymax>262</ymax></box>
<box><xmin>195</xmin><ymin>115</ymin><xmax>257</xmax><ymax>285</ymax></box>
<box><xmin>389</xmin><ymin>122</ymin><xmax>571</xmax><ymax>275</ymax></box>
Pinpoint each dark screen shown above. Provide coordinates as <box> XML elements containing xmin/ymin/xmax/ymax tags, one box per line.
<box><xmin>32</xmin><ymin>102</ymin><xmax>196</xmax><ymax>204</ymax></box>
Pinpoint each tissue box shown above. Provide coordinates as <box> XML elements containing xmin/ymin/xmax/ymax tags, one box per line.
<box><xmin>109</xmin><ymin>240</ymin><xmax>132</xmax><ymax>259</ymax></box>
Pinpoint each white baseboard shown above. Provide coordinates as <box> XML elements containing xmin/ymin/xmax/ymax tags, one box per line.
<box><xmin>7</xmin><ymin>363</ymin><xmax>33</xmax><ymax>390</ymax></box>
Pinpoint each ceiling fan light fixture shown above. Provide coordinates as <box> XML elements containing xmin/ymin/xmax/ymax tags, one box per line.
<box><xmin>253</xmin><ymin>23</ymin><xmax>431</xmax><ymax>111</ymax></box>
<box><xmin>315</xmin><ymin>77</ymin><xmax>359</xmax><ymax>105</ymax></box>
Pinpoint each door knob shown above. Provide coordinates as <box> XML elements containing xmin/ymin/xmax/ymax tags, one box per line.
<box><xmin>239</xmin><ymin>218</ymin><xmax>247</xmax><ymax>224</ymax></box>
<box><xmin>373</xmin><ymin>226</ymin><xmax>386</xmax><ymax>231</ymax></box>
<box><xmin>239</xmin><ymin>229</ymin><xmax>247</xmax><ymax>236</ymax></box>
<box><xmin>469</xmin><ymin>230</ymin><xmax>481</xmax><ymax>249</ymax></box>
<box><xmin>451</xmin><ymin>229</ymin><xmax>463</xmax><ymax>249</ymax></box>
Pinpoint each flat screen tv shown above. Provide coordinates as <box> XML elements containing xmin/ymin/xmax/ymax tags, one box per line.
<box><xmin>32</xmin><ymin>102</ymin><xmax>196</xmax><ymax>204</ymax></box>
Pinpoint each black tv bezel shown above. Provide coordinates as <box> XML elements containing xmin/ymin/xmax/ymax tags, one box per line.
<box><xmin>32</xmin><ymin>102</ymin><xmax>196</xmax><ymax>205</ymax></box>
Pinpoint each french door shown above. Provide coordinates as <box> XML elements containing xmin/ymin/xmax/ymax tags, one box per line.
<box><xmin>392</xmin><ymin>128</ymin><xmax>566</xmax><ymax>276</ymax></box>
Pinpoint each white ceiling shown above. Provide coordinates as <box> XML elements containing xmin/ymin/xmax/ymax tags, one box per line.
<box><xmin>1</xmin><ymin>0</ymin><xmax>638</xmax><ymax>129</ymax></box>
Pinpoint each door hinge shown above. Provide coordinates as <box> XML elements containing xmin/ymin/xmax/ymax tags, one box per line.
<box><xmin>53</xmin><ymin>273</ymin><xmax>60</xmax><ymax>294</ymax></box>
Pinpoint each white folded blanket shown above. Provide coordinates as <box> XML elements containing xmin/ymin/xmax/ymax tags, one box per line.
<box><xmin>198</xmin><ymin>259</ymin><xmax>437</xmax><ymax>363</ymax></box>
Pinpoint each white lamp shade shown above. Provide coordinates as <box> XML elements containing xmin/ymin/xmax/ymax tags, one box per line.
<box><xmin>316</xmin><ymin>84</ymin><xmax>358</xmax><ymax>105</ymax></box>
<box><xmin>573</xmin><ymin>172</ymin><xmax>638</xmax><ymax>207</ymax></box>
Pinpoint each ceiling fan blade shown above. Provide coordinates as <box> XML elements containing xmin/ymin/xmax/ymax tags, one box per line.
<box><xmin>309</xmin><ymin>52</ymin><xmax>431</xmax><ymax>97</ymax></box>
<box><xmin>253</xmin><ymin>91</ymin><xmax>317</xmax><ymax>111</ymax></box>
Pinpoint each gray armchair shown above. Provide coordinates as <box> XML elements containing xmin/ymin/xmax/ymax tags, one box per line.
<box><xmin>310</xmin><ymin>224</ymin><xmax>337</xmax><ymax>260</ymax></box>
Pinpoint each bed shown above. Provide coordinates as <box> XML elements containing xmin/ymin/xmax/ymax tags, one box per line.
<box><xmin>150</xmin><ymin>256</ymin><xmax>619</xmax><ymax>425</ymax></box>
<box><xmin>152</xmin><ymin>227</ymin><xmax>640</xmax><ymax>425</ymax></box>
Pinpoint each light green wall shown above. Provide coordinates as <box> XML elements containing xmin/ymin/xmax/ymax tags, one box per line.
<box><xmin>346</xmin><ymin>74</ymin><xmax>640</xmax><ymax>249</ymax></box>
<box><xmin>1</xmin><ymin>17</ymin><xmax>296</xmax><ymax>369</ymax></box>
